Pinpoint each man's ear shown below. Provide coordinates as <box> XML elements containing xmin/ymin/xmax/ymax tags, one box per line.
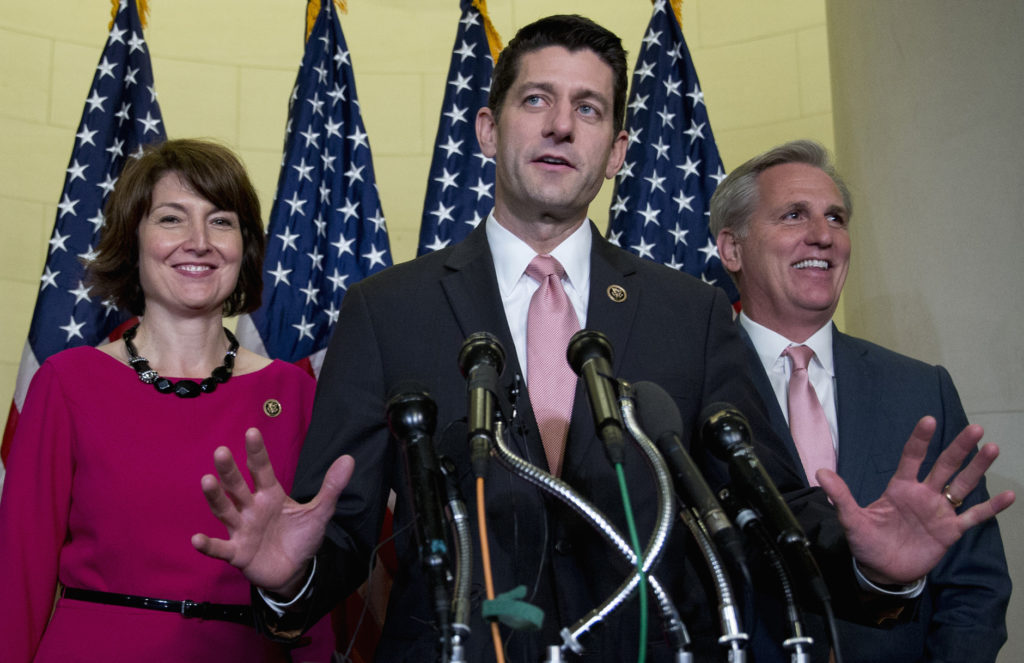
<box><xmin>604</xmin><ymin>129</ymin><xmax>628</xmax><ymax>179</ymax></box>
<box><xmin>717</xmin><ymin>229</ymin><xmax>742</xmax><ymax>273</ymax></box>
<box><xmin>476</xmin><ymin>107</ymin><xmax>498</xmax><ymax>158</ymax></box>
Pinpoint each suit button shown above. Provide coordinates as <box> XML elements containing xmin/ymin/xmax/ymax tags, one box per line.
<box><xmin>554</xmin><ymin>539</ymin><xmax>573</xmax><ymax>555</ymax></box>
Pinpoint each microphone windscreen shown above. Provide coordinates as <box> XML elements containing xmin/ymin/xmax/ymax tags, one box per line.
<box><xmin>632</xmin><ymin>381</ymin><xmax>683</xmax><ymax>441</ymax></box>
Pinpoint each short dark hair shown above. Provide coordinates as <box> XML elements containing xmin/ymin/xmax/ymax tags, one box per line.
<box><xmin>88</xmin><ymin>138</ymin><xmax>265</xmax><ymax>317</ymax></box>
<box><xmin>709</xmin><ymin>139</ymin><xmax>853</xmax><ymax>240</ymax></box>
<box><xmin>488</xmin><ymin>14</ymin><xmax>628</xmax><ymax>131</ymax></box>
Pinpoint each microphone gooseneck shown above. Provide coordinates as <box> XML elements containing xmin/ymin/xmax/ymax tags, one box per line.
<box><xmin>632</xmin><ymin>381</ymin><xmax>749</xmax><ymax>586</ymax></box>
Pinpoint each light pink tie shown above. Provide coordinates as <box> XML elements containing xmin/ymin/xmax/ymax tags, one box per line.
<box><xmin>526</xmin><ymin>255</ymin><xmax>580</xmax><ymax>476</ymax></box>
<box><xmin>784</xmin><ymin>345</ymin><xmax>836</xmax><ymax>486</ymax></box>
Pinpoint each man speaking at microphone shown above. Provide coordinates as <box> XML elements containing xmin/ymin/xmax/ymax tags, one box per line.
<box><xmin>710</xmin><ymin>139</ymin><xmax>1010</xmax><ymax>662</ymax></box>
<box><xmin>192</xmin><ymin>16</ymin><xmax>1014</xmax><ymax>662</ymax></box>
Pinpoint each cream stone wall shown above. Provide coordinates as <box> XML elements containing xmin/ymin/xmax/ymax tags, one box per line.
<box><xmin>0</xmin><ymin>0</ymin><xmax>835</xmax><ymax>431</ymax></box>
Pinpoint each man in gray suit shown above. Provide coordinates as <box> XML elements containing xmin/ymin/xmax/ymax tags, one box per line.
<box><xmin>712</xmin><ymin>139</ymin><xmax>1011</xmax><ymax>662</ymax></box>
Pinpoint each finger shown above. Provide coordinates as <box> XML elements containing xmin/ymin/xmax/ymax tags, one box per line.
<box><xmin>891</xmin><ymin>416</ymin><xmax>937</xmax><ymax>482</ymax></box>
<box><xmin>817</xmin><ymin>468</ymin><xmax>858</xmax><ymax>517</ymax></box>
<box><xmin>955</xmin><ymin>489</ymin><xmax>1016</xmax><ymax>532</ymax></box>
<box><xmin>945</xmin><ymin>442</ymin><xmax>1000</xmax><ymax>504</ymax></box>
<box><xmin>309</xmin><ymin>454</ymin><xmax>356</xmax><ymax>519</ymax></box>
<box><xmin>200</xmin><ymin>473</ymin><xmax>242</xmax><ymax>529</ymax></box>
<box><xmin>191</xmin><ymin>532</ymin><xmax>237</xmax><ymax>564</ymax></box>
<box><xmin>923</xmin><ymin>424</ymin><xmax>984</xmax><ymax>493</ymax></box>
<box><xmin>244</xmin><ymin>428</ymin><xmax>280</xmax><ymax>493</ymax></box>
<box><xmin>214</xmin><ymin>445</ymin><xmax>255</xmax><ymax>509</ymax></box>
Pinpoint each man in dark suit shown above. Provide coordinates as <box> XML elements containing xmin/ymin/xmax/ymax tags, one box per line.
<box><xmin>712</xmin><ymin>139</ymin><xmax>1011</xmax><ymax>662</ymax></box>
<box><xmin>192</xmin><ymin>18</ymin><xmax>1013</xmax><ymax>663</ymax></box>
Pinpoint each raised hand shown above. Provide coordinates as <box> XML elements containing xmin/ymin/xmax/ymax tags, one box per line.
<box><xmin>818</xmin><ymin>416</ymin><xmax>1014</xmax><ymax>586</ymax></box>
<box><xmin>191</xmin><ymin>427</ymin><xmax>355</xmax><ymax>597</ymax></box>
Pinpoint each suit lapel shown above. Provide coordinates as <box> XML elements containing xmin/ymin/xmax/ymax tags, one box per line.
<box><xmin>737</xmin><ymin>323</ymin><xmax>809</xmax><ymax>484</ymax></box>
<box><xmin>833</xmin><ymin>329</ymin><xmax>874</xmax><ymax>496</ymax></box>
<box><xmin>439</xmin><ymin>225</ymin><xmax>520</xmax><ymax>373</ymax></box>
<box><xmin>438</xmin><ymin>226</ymin><xmax>540</xmax><ymax>459</ymax></box>
<box><xmin>561</xmin><ymin>229</ymin><xmax>641</xmax><ymax>477</ymax></box>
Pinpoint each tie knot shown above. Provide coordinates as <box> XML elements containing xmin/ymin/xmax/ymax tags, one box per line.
<box><xmin>784</xmin><ymin>344</ymin><xmax>815</xmax><ymax>371</ymax></box>
<box><xmin>526</xmin><ymin>254</ymin><xmax>566</xmax><ymax>281</ymax></box>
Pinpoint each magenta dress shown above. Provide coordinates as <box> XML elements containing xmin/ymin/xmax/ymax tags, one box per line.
<box><xmin>0</xmin><ymin>346</ymin><xmax>333</xmax><ymax>663</ymax></box>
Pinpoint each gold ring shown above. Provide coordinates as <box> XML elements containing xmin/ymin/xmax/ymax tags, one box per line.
<box><xmin>943</xmin><ymin>484</ymin><xmax>964</xmax><ymax>509</ymax></box>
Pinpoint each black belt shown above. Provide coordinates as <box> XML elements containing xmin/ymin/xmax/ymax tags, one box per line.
<box><xmin>62</xmin><ymin>587</ymin><xmax>253</xmax><ymax>626</ymax></box>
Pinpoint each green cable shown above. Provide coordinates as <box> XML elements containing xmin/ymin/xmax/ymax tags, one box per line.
<box><xmin>615</xmin><ymin>462</ymin><xmax>648</xmax><ymax>663</ymax></box>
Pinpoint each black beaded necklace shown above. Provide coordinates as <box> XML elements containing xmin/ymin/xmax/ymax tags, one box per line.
<box><xmin>122</xmin><ymin>323</ymin><xmax>239</xmax><ymax>398</ymax></box>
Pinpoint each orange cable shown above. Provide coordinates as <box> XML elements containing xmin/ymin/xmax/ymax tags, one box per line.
<box><xmin>476</xmin><ymin>476</ymin><xmax>506</xmax><ymax>663</ymax></box>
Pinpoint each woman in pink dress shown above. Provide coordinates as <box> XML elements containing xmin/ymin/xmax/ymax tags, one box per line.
<box><xmin>0</xmin><ymin>139</ymin><xmax>333</xmax><ymax>663</ymax></box>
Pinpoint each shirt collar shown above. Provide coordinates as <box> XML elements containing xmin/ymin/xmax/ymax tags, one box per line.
<box><xmin>486</xmin><ymin>212</ymin><xmax>592</xmax><ymax>295</ymax></box>
<box><xmin>739</xmin><ymin>312</ymin><xmax>835</xmax><ymax>376</ymax></box>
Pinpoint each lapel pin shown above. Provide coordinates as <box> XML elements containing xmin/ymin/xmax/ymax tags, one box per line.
<box><xmin>607</xmin><ymin>284</ymin><xmax>627</xmax><ymax>303</ymax></box>
<box><xmin>263</xmin><ymin>399</ymin><xmax>282</xmax><ymax>417</ymax></box>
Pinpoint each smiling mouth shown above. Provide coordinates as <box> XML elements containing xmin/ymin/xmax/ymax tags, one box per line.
<box><xmin>176</xmin><ymin>264</ymin><xmax>214</xmax><ymax>273</ymax></box>
<box><xmin>793</xmin><ymin>259</ymin><xmax>830</xmax><ymax>270</ymax></box>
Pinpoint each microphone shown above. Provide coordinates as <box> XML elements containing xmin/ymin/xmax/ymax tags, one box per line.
<box><xmin>458</xmin><ymin>332</ymin><xmax>505</xmax><ymax>478</ymax></box>
<box><xmin>386</xmin><ymin>383</ymin><xmax>452</xmax><ymax>654</ymax></box>
<box><xmin>633</xmin><ymin>382</ymin><xmax>748</xmax><ymax>584</ymax></box>
<box><xmin>566</xmin><ymin>329</ymin><xmax>626</xmax><ymax>465</ymax></box>
<box><xmin>700</xmin><ymin>404</ymin><xmax>831</xmax><ymax>607</ymax></box>
<box><xmin>699</xmin><ymin>403</ymin><xmax>808</xmax><ymax>551</ymax></box>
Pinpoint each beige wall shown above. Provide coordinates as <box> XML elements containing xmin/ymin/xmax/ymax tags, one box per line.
<box><xmin>827</xmin><ymin>2</ymin><xmax>1023</xmax><ymax>660</ymax></box>
<box><xmin>0</xmin><ymin>0</ymin><xmax>835</xmax><ymax>431</ymax></box>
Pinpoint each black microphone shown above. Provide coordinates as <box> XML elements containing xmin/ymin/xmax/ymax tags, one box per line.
<box><xmin>700</xmin><ymin>403</ymin><xmax>808</xmax><ymax>551</ymax></box>
<box><xmin>567</xmin><ymin>329</ymin><xmax>626</xmax><ymax>465</ymax></box>
<box><xmin>633</xmin><ymin>382</ymin><xmax>748</xmax><ymax>584</ymax></box>
<box><xmin>458</xmin><ymin>332</ymin><xmax>505</xmax><ymax>478</ymax></box>
<box><xmin>385</xmin><ymin>383</ymin><xmax>452</xmax><ymax>653</ymax></box>
<box><xmin>700</xmin><ymin>403</ymin><xmax>831</xmax><ymax>607</ymax></box>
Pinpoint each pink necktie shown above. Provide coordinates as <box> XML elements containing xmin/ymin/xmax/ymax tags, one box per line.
<box><xmin>783</xmin><ymin>345</ymin><xmax>836</xmax><ymax>486</ymax></box>
<box><xmin>526</xmin><ymin>255</ymin><xmax>580</xmax><ymax>476</ymax></box>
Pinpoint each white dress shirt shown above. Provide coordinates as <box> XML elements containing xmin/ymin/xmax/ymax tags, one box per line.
<box><xmin>738</xmin><ymin>312</ymin><xmax>838</xmax><ymax>454</ymax></box>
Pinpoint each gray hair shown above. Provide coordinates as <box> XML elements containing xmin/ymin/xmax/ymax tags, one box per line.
<box><xmin>709</xmin><ymin>139</ymin><xmax>852</xmax><ymax>238</ymax></box>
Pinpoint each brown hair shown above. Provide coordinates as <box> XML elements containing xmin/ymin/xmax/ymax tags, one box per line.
<box><xmin>488</xmin><ymin>14</ymin><xmax>628</xmax><ymax>132</ymax></box>
<box><xmin>88</xmin><ymin>139</ymin><xmax>265</xmax><ymax>316</ymax></box>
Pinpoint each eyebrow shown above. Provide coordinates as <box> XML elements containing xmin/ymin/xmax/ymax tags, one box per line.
<box><xmin>518</xmin><ymin>80</ymin><xmax>611</xmax><ymax>110</ymax></box>
<box><xmin>150</xmin><ymin>200</ymin><xmax>232</xmax><ymax>215</ymax></box>
<box><xmin>783</xmin><ymin>201</ymin><xmax>847</xmax><ymax>216</ymax></box>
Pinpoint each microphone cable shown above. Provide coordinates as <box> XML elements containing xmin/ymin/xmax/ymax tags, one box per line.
<box><xmin>614</xmin><ymin>460</ymin><xmax>648</xmax><ymax>663</ymax></box>
<box><xmin>719</xmin><ymin>487</ymin><xmax>813</xmax><ymax>663</ymax></box>
<box><xmin>476</xmin><ymin>474</ymin><xmax>507</xmax><ymax>663</ymax></box>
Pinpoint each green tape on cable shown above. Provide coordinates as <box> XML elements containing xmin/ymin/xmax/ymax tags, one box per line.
<box><xmin>481</xmin><ymin>585</ymin><xmax>544</xmax><ymax>631</ymax></box>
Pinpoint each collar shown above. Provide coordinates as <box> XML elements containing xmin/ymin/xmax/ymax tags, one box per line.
<box><xmin>486</xmin><ymin>212</ymin><xmax>592</xmax><ymax>295</ymax></box>
<box><xmin>739</xmin><ymin>312</ymin><xmax>836</xmax><ymax>376</ymax></box>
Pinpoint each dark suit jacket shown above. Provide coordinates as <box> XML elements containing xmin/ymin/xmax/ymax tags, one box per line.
<box><xmin>740</xmin><ymin>323</ymin><xmax>1010</xmax><ymax>663</ymax></box>
<box><xmin>270</xmin><ymin>224</ymin><xmax>851</xmax><ymax>662</ymax></box>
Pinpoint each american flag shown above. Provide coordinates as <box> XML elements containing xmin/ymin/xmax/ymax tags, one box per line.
<box><xmin>606</xmin><ymin>0</ymin><xmax>738</xmax><ymax>303</ymax></box>
<box><xmin>1</xmin><ymin>0</ymin><xmax>165</xmax><ymax>478</ymax></box>
<box><xmin>416</xmin><ymin>0</ymin><xmax>501</xmax><ymax>255</ymax></box>
<box><xmin>236</xmin><ymin>0</ymin><xmax>391</xmax><ymax>372</ymax></box>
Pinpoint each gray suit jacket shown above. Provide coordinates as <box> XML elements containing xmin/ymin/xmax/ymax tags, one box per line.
<box><xmin>741</xmin><ymin>324</ymin><xmax>1010</xmax><ymax>663</ymax></box>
